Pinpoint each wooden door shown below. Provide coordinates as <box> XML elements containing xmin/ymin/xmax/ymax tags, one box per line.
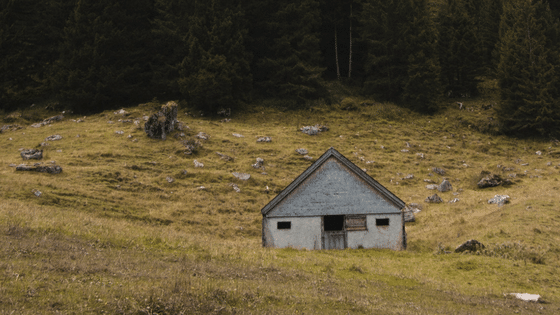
<box><xmin>324</xmin><ymin>231</ymin><xmax>346</xmax><ymax>249</ymax></box>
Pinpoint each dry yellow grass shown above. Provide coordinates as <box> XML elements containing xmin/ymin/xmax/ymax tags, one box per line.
<box><xmin>1</xmin><ymin>89</ymin><xmax>560</xmax><ymax>313</ymax></box>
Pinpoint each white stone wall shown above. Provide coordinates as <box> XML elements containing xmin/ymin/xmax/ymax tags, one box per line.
<box><xmin>263</xmin><ymin>217</ymin><xmax>322</xmax><ymax>250</ymax></box>
<box><xmin>346</xmin><ymin>213</ymin><xmax>404</xmax><ymax>250</ymax></box>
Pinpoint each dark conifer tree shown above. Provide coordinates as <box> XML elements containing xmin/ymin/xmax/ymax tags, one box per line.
<box><xmin>497</xmin><ymin>0</ymin><xmax>560</xmax><ymax>137</ymax></box>
<box><xmin>177</xmin><ymin>0</ymin><xmax>252</xmax><ymax>113</ymax></box>
<box><xmin>52</xmin><ymin>0</ymin><xmax>155</xmax><ymax>113</ymax></box>
<box><xmin>252</xmin><ymin>0</ymin><xmax>325</xmax><ymax>104</ymax></box>
<box><xmin>0</xmin><ymin>0</ymin><xmax>69</xmax><ymax>109</ymax></box>
<box><xmin>360</xmin><ymin>0</ymin><xmax>440</xmax><ymax>112</ymax></box>
<box><xmin>438</xmin><ymin>0</ymin><xmax>482</xmax><ymax>97</ymax></box>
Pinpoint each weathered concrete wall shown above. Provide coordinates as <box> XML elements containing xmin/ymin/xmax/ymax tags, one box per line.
<box><xmin>346</xmin><ymin>213</ymin><xmax>404</xmax><ymax>250</ymax></box>
<box><xmin>263</xmin><ymin>217</ymin><xmax>322</xmax><ymax>250</ymax></box>
<box><xmin>267</xmin><ymin>158</ymin><xmax>400</xmax><ymax>217</ymax></box>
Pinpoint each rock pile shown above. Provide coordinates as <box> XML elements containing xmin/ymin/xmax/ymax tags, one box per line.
<box><xmin>20</xmin><ymin>149</ymin><xmax>43</xmax><ymax>160</ymax></box>
<box><xmin>144</xmin><ymin>101</ymin><xmax>178</xmax><ymax>140</ymax></box>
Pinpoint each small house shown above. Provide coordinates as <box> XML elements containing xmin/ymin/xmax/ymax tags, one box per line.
<box><xmin>261</xmin><ymin>147</ymin><xmax>406</xmax><ymax>250</ymax></box>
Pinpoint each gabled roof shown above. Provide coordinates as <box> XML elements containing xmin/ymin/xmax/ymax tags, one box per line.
<box><xmin>261</xmin><ymin>147</ymin><xmax>406</xmax><ymax>216</ymax></box>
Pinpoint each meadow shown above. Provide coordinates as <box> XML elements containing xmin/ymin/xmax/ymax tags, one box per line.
<box><xmin>1</xmin><ymin>83</ymin><xmax>559</xmax><ymax>314</ymax></box>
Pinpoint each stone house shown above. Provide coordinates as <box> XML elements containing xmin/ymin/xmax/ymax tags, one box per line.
<box><xmin>261</xmin><ymin>147</ymin><xmax>406</xmax><ymax>250</ymax></box>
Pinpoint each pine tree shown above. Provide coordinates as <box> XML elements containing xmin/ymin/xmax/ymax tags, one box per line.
<box><xmin>360</xmin><ymin>0</ymin><xmax>440</xmax><ymax>112</ymax></box>
<box><xmin>438</xmin><ymin>0</ymin><xmax>482</xmax><ymax>97</ymax></box>
<box><xmin>0</xmin><ymin>0</ymin><xmax>68</xmax><ymax>109</ymax></box>
<box><xmin>177</xmin><ymin>0</ymin><xmax>252</xmax><ymax>113</ymax></box>
<box><xmin>497</xmin><ymin>0</ymin><xmax>560</xmax><ymax>137</ymax></box>
<box><xmin>253</xmin><ymin>0</ymin><xmax>325</xmax><ymax>104</ymax></box>
<box><xmin>52</xmin><ymin>0</ymin><xmax>154</xmax><ymax>112</ymax></box>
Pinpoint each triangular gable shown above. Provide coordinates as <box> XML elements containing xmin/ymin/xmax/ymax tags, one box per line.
<box><xmin>261</xmin><ymin>148</ymin><xmax>405</xmax><ymax>217</ymax></box>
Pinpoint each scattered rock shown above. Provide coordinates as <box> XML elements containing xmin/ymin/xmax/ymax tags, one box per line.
<box><xmin>216</xmin><ymin>152</ymin><xmax>234</xmax><ymax>161</ymax></box>
<box><xmin>232</xmin><ymin>133</ymin><xmax>244</xmax><ymax>138</ymax></box>
<box><xmin>230</xmin><ymin>183</ymin><xmax>241</xmax><ymax>193</ymax></box>
<box><xmin>181</xmin><ymin>170</ymin><xmax>188</xmax><ymax>175</ymax></box>
<box><xmin>448</xmin><ymin>198</ymin><xmax>460</xmax><ymax>203</ymax></box>
<box><xmin>107</xmin><ymin>121</ymin><xmax>114</xmax><ymax>124</ymax></box>
<box><xmin>401</xmin><ymin>149</ymin><xmax>409</xmax><ymax>153</ymax></box>
<box><xmin>1</xmin><ymin>124</ymin><xmax>23</xmax><ymax>133</ymax></box>
<box><xmin>257</xmin><ymin>136</ymin><xmax>272</xmax><ymax>142</ymax></box>
<box><xmin>432</xmin><ymin>167</ymin><xmax>446</xmax><ymax>175</ymax></box>
<box><xmin>182</xmin><ymin>139</ymin><xmax>202</xmax><ymax>155</ymax></box>
<box><xmin>303</xmin><ymin>155</ymin><xmax>313</xmax><ymax>161</ymax></box>
<box><xmin>508</xmin><ymin>293</ymin><xmax>541</xmax><ymax>302</ymax></box>
<box><xmin>300</xmin><ymin>124</ymin><xmax>329</xmax><ymax>135</ymax></box>
<box><xmin>193</xmin><ymin>160</ymin><xmax>204</xmax><ymax>168</ymax></box>
<box><xmin>424</xmin><ymin>179</ymin><xmax>435</xmax><ymax>183</ymax></box>
<box><xmin>403</xmin><ymin>174</ymin><xmax>414</xmax><ymax>180</ymax></box>
<box><xmin>144</xmin><ymin>101</ymin><xmax>178</xmax><ymax>140</ymax></box>
<box><xmin>477</xmin><ymin>172</ymin><xmax>502</xmax><ymax>188</ymax></box>
<box><xmin>20</xmin><ymin>149</ymin><xmax>43</xmax><ymax>160</ymax></box>
<box><xmin>166</xmin><ymin>176</ymin><xmax>174</xmax><ymax>183</ymax></box>
<box><xmin>438</xmin><ymin>179</ymin><xmax>453</xmax><ymax>192</ymax></box>
<box><xmin>535</xmin><ymin>151</ymin><xmax>542</xmax><ymax>156</ymax></box>
<box><xmin>45</xmin><ymin>134</ymin><xmax>62</xmax><ymax>141</ymax></box>
<box><xmin>221</xmin><ymin>118</ymin><xmax>231</xmax><ymax>123</ymax></box>
<box><xmin>425</xmin><ymin>194</ymin><xmax>443</xmax><ymax>203</ymax></box>
<box><xmin>32</xmin><ymin>189</ymin><xmax>42</xmax><ymax>197</ymax></box>
<box><xmin>295</xmin><ymin>148</ymin><xmax>308</xmax><ymax>155</ymax></box>
<box><xmin>115</xmin><ymin>130</ymin><xmax>124</xmax><ymax>135</ymax></box>
<box><xmin>9</xmin><ymin>164</ymin><xmax>16</xmax><ymax>167</ymax></box>
<box><xmin>196</xmin><ymin>132</ymin><xmax>209</xmax><ymax>140</ymax></box>
<box><xmin>454</xmin><ymin>239</ymin><xmax>485</xmax><ymax>253</ymax></box>
<box><xmin>426</xmin><ymin>184</ymin><xmax>438</xmax><ymax>190</ymax></box>
<box><xmin>114</xmin><ymin>109</ymin><xmax>128</xmax><ymax>116</ymax></box>
<box><xmin>488</xmin><ymin>195</ymin><xmax>510</xmax><ymax>206</ymax></box>
<box><xmin>16</xmin><ymin>163</ymin><xmax>62</xmax><ymax>174</ymax></box>
<box><xmin>197</xmin><ymin>186</ymin><xmax>206</xmax><ymax>190</ymax></box>
<box><xmin>40</xmin><ymin>142</ymin><xmax>49</xmax><ymax>147</ymax></box>
<box><xmin>30</xmin><ymin>115</ymin><xmax>64</xmax><ymax>128</ymax></box>
<box><xmin>233</xmin><ymin>172</ymin><xmax>250</xmax><ymax>180</ymax></box>
<box><xmin>252</xmin><ymin>157</ymin><xmax>264</xmax><ymax>170</ymax></box>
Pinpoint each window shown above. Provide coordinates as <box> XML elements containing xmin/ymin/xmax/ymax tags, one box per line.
<box><xmin>277</xmin><ymin>221</ymin><xmax>291</xmax><ymax>229</ymax></box>
<box><xmin>346</xmin><ymin>215</ymin><xmax>367</xmax><ymax>231</ymax></box>
<box><xmin>376</xmin><ymin>218</ymin><xmax>389</xmax><ymax>226</ymax></box>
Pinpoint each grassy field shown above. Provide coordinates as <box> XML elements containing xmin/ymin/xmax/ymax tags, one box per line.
<box><xmin>1</xmin><ymin>83</ymin><xmax>559</xmax><ymax>314</ymax></box>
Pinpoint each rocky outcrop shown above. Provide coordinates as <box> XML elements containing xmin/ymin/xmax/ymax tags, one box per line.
<box><xmin>144</xmin><ymin>101</ymin><xmax>178</xmax><ymax>140</ymax></box>
<box><xmin>16</xmin><ymin>163</ymin><xmax>62</xmax><ymax>174</ymax></box>
<box><xmin>454</xmin><ymin>239</ymin><xmax>485</xmax><ymax>253</ymax></box>
<box><xmin>20</xmin><ymin>149</ymin><xmax>43</xmax><ymax>160</ymax></box>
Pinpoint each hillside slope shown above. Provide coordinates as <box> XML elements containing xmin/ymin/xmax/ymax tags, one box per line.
<box><xmin>1</xmin><ymin>92</ymin><xmax>559</xmax><ymax>314</ymax></box>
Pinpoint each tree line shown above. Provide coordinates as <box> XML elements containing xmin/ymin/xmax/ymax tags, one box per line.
<box><xmin>1</xmin><ymin>0</ymin><xmax>559</xmax><ymax>137</ymax></box>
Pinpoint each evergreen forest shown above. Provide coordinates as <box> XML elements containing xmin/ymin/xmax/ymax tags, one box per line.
<box><xmin>2</xmin><ymin>0</ymin><xmax>560</xmax><ymax>137</ymax></box>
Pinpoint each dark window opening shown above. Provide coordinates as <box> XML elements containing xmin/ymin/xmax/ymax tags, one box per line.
<box><xmin>376</xmin><ymin>218</ymin><xmax>389</xmax><ymax>226</ymax></box>
<box><xmin>324</xmin><ymin>215</ymin><xmax>344</xmax><ymax>231</ymax></box>
<box><xmin>277</xmin><ymin>221</ymin><xmax>291</xmax><ymax>229</ymax></box>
